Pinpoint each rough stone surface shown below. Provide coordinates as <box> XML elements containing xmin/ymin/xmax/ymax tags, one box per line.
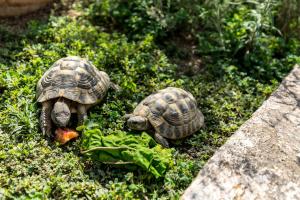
<box><xmin>182</xmin><ymin>65</ymin><xmax>300</xmax><ymax>200</ymax></box>
<box><xmin>0</xmin><ymin>0</ymin><xmax>53</xmax><ymax>17</ymax></box>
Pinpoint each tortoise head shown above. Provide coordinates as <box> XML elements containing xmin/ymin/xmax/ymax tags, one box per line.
<box><xmin>126</xmin><ymin>114</ymin><xmax>150</xmax><ymax>131</ymax></box>
<box><xmin>51</xmin><ymin>101</ymin><xmax>71</xmax><ymax>127</ymax></box>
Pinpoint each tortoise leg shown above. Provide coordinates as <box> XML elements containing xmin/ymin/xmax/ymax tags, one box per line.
<box><xmin>154</xmin><ymin>132</ymin><xmax>170</xmax><ymax>148</ymax></box>
<box><xmin>40</xmin><ymin>101</ymin><xmax>52</xmax><ymax>137</ymax></box>
<box><xmin>123</xmin><ymin>113</ymin><xmax>134</xmax><ymax>120</ymax></box>
<box><xmin>110</xmin><ymin>82</ymin><xmax>121</xmax><ymax>91</ymax></box>
<box><xmin>77</xmin><ymin>104</ymin><xmax>87</xmax><ymax>126</ymax></box>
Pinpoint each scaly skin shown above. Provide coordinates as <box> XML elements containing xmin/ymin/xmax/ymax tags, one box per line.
<box><xmin>154</xmin><ymin>132</ymin><xmax>170</xmax><ymax>148</ymax></box>
<box><xmin>77</xmin><ymin>104</ymin><xmax>87</xmax><ymax>126</ymax></box>
<box><xmin>40</xmin><ymin>101</ymin><xmax>52</xmax><ymax>136</ymax></box>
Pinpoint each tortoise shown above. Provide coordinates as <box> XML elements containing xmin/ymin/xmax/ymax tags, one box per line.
<box><xmin>37</xmin><ymin>56</ymin><xmax>116</xmax><ymax>136</ymax></box>
<box><xmin>125</xmin><ymin>87</ymin><xmax>204</xmax><ymax>147</ymax></box>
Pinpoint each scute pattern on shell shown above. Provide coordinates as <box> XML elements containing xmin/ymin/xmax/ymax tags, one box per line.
<box><xmin>37</xmin><ymin>56</ymin><xmax>110</xmax><ymax>104</ymax></box>
<box><xmin>133</xmin><ymin>87</ymin><xmax>204</xmax><ymax>139</ymax></box>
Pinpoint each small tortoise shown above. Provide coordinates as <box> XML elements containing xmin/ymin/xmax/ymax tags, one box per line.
<box><xmin>125</xmin><ymin>87</ymin><xmax>204</xmax><ymax>147</ymax></box>
<box><xmin>37</xmin><ymin>56</ymin><xmax>114</xmax><ymax>136</ymax></box>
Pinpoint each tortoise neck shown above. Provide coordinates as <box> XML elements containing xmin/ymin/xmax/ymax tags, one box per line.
<box><xmin>57</xmin><ymin>97</ymin><xmax>71</xmax><ymax>106</ymax></box>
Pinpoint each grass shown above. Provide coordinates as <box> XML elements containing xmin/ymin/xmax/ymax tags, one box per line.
<box><xmin>0</xmin><ymin>0</ymin><xmax>299</xmax><ymax>199</ymax></box>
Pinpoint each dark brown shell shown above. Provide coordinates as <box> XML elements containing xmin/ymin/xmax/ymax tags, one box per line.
<box><xmin>36</xmin><ymin>56</ymin><xmax>110</xmax><ymax>105</ymax></box>
<box><xmin>133</xmin><ymin>87</ymin><xmax>204</xmax><ymax>139</ymax></box>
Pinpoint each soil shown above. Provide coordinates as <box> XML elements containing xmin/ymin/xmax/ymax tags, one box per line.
<box><xmin>160</xmin><ymin>31</ymin><xmax>204</xmax><ymax>76</ymax></box>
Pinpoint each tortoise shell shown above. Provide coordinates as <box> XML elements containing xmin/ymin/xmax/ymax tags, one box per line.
<box><xmin>133</xmin><ymin>87</ymin><xmax>204</xmax><ymax>139</ymax></box>
<box><xmin>37</xmin><ymin>56</ymin><xmax>110</xmax><ymax>105</ymax></box>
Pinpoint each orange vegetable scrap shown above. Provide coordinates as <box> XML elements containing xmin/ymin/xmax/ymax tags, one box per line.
<box><xmin>55</xmin><ymin>128</ymin><xmax>79</xmax><ymax>144</ymax></box>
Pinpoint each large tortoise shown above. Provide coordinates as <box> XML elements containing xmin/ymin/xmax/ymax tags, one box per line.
<box><xmin>125</xmin><ymin>87</ymin><xmax>204</xmax><ymax>147</ymax></box>
<box><xmin>37</xmin><ymin>56</ymin><xmax>115</xmax><ymax>136</ymax></box>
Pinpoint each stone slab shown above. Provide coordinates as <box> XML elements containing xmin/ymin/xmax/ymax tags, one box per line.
<box><xmin>182</xmin><ymin>65</ymin><xmax>300</xmax><ymax>200</ymax></box>
<box><xmin>0</xmin><ymin>0</ymin><xmax>53</xmax><ymax>17</ymax></box>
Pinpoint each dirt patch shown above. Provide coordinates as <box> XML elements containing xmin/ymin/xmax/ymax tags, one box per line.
<box><xmin>160</xmin><ymin>32</ymin><xmax>204</xmax><ymax>76</ymax></box>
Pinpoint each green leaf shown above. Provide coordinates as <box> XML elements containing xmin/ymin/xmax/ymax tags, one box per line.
<box><xmin>81</xmin><ymin>129</ymin><xmax>173</xmax><ymax>178</ymax></box>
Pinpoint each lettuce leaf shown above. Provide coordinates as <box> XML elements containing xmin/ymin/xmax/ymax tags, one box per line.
<box><xmin>81</xmin><ymin>128</ymin><xmax>173</xmax><ymax>178</ymax></box>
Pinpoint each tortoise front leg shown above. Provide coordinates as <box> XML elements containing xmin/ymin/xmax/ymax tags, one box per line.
<box><xmin>154</xmin><ymin>132</ymin><xmax>170</xmax><ymax>148</ymax></box>
<box><xmin>40</xmin><ymin>101</ymin><xmax>52</xmax><ymax>137</ymax></box>
<box><xmin>110</xmin><ymin>82</ymin><xmax>121</xmax><ymax>91</ymax></box>
<box><xmin>77</xmin><ymin>104</ymin><xmax>87</xmax><ymax>126</ymax></box>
